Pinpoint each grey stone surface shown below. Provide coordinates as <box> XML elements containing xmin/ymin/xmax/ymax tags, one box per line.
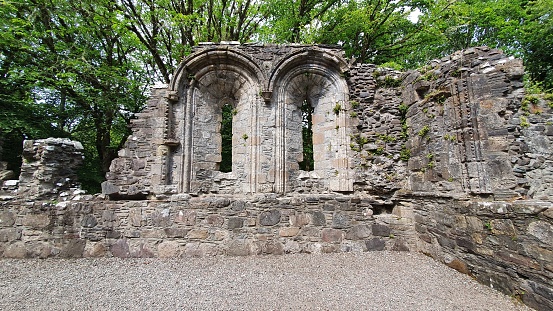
<box><xmin>365</xmin><ymin>238</ymin><xmax>386</xmax><ymax>251</ymax></box>
<box><xmin>17</xmin><ymin>138</ymin><xmax>83</xmax><ymax>199</ymax></box>
<box><xmin>372</xmin><ymin>223</ymin><xmax>391</xmax><ymax>237</ymax></box>
<box><xmin>259</xmin><ymin>209</ymin><xmax>281</xmax><ymax>226</ymax></box>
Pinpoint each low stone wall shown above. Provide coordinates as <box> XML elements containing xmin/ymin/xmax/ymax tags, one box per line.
<box><xmin>411</xmin><ymin>194</ymin><xmax>553</xmax><ymax>311</ymax></box>
<box><xmin>0</xmin><ymin>194</ymin><xmax>415</xmax><ymax>259</ymax></box>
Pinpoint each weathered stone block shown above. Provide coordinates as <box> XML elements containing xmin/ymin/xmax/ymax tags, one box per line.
<box><xmin>365</xmin><ymin>238</ymin><xmax>385</xmax><ymax>251</ymax></box>
<box><xmin>346</xmin><ymin>225</ymin><xmax>372</xmax><ymax>240</ymax></box>
<box><xmin>23</xmin><ymin>214</ymin><xmax>50</xmax><ymax>229</ymax></box>
<box><xmin>310</xmin><ymin>211</ymin><xmax>326</xmax><ymax>226</ymax></box>
<box><xmin>289</xmin><ymin>213</ymin><xmax>310</xmax><ymax>227</ymax></box>
<box><xmin>419</xmin><ymin>234</ymin><xmax>431</xmax><ymax>243</ymax></box>
<box><xmin>332</xmin><ymin>212</ymin><xmax>350</xmax><ymax>229</ymax></box>
<box><xmin>230</xmin><ymin>200</ymin><xmax>246</xmax><ymax>212</ymax></box>
<box><xmin>129</xmin><ymin>208</ymin><xmax>143</xmax><ymax>227</ymax></box>
<box><xmin>495</xmin><ymin>251</ymin><xmax>540</xmax><ymax>270</ymax></box>
<box><xmin>455</xmin><ymin>237</ymin><xmax>476</xmax><ymax>252</ymax></box>
<box><xmin>259</xmin><ymin>210</ymin><xmax>281</xmax><ymax>226</ymax></box>
<box><xmin>205</xmin><ymin>214</ymin><xmax>224</xmax><ymax>227</ymax></box>
<box><xmin>158</xmin><ymin>241</ymin><xmax>180</xmax><ymax>258</ymax></box>
<box><xmin>60</xmin><ymin>239</ymin><xmax>86</xmax><ymax>258</ymax></box>
<box><xmin>527</xmin><ymin>221</ymin><xmax>553</xmax><ymax>246</ymax></box>
<box><xmin>174</xmin><ymin>210</ymin><xmax>196</xmax><ymax>226</ymax></box>
<box><xmin>130</xmin><ymin>243</ymin><xmax>155</xmax><ymax>258</ymax></box>
<box><xmin>261</xmin><ymin>241</ymin><xmax>284</xmax><ymax>255</ymax></box>
<box><xmin>371</xmin><ymin>223</ymin><xmax>391</xmax><ymax>237</ymax></box>
<box><xmin>228</xmin><ymin>217</ymin><xmax>244</xmax><ymax>229</ymax></box>
<box><xmin>279</xmin><ymin>227</ymin><xmax>300</xmax><ymax>237</ymax></box>
<box><xmin>80</xmin><ymin>215</ymin><xmax>97</xmax><ymax>228</ymax></box>
<box><xmin>490</xmin><ymin>219</ymin><xmax>516</xmax><ymax>236</ymax></box>
<box><xmin>101</xmin><ymin>181</ymin><xmax>119</xmax><ymax>195</ymax></box>
<box><xmin>466</xmin><ymin>216</ymin><xmax>483</xmax><ymax>232</ymax></box>
<box><xmin>392</xmin><ymin>238</ymin><xmax>410</xmax><ymax>251</ymax></box>
<box><xmin>184</xmin><ymin>242</ymin><xmax>220</xmax><ymax>257</ymax></box>
<box><xmin>447</xmin><ymin>259</ymin><xmax>471</xmax><ymax>275</ymax></box>
<box><xmin>164</xmin><ymin>228</ymin><xmax>189</xmax><ymax>238</ymax></box>
<box><xmin>0</xmin><ymin>228</ymin><xmax>21</xmax><ymax>242</ymax></box>
<box><xmin>436</xmin><ymin>235</ymin><xmax>455</xmax><ymax>248</ymax></box>
<box><xmin>102</xmin><ymin>210</ymin><xmax>117</xmax><ymax>223</ymax></box>
<box><xmin>110</xmin><ymin>239</ymin><xmax>130</xmax><ymax>258</ymax></box>
<box><xmin>0</xmin><ymin>211</ymin><xmax>15</xmax><ymax>227</ymax></box>
<box><xmin>3</xmin><ymin>242</ymin><xmax>28</xmax><ymax>258</ymax></box>
<box><xmin>321</xmin><ymin>228</ymin><xmax>343</xmax><ymax>243</ymax></box>
<box><xmin>524</xmin><ymin>244</ymin><xmax>553</xmax><ymax>264</ymax></box>
<box><xmin>151</xmin><ymin>208</ymin><xmax>171</xmax><ymax>227</ymax></box>
<box><xmin>187</xmin><ymin>229</ymin><xmax>209</xmax><ymax>239</ymax></box>
<box><xmin>227</xmin><ymin>240</ymin><xmax>251</xmax><ymax>256</ymax></box>
<box><xmin>84</xmin><ymin>242</ymin><xmax>106</xmax><ymax>257</ymax></box>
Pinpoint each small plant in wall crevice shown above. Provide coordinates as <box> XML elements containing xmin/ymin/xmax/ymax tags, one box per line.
<box><xmin>418</xmin><ymin>125</ymin><xmax>430</xmax><ymax>137</ymax></box>
<box><xmin>333</xmin><ymin>103</ymin><xmax>342</xmax><ymax>115</ymax></box>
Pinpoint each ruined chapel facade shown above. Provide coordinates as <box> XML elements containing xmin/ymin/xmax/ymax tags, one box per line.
<box><xmin>105</xmin><ymin>44</ymin><xmax>355</xmax><ymax>196</ymax></box>
<box><xmin>2</xmin><ymin>44</ymin><xmax>553</xmax><ymax>311</ymax></box>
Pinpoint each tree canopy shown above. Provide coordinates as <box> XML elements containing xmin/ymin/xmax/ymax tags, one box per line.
<box><xmin>1</xmin><ymin>0</ymin><xmax>551</xmax><ymax>192</ymax></box>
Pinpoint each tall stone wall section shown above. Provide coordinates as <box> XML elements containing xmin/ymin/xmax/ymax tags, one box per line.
<box><xmin>1</xmin><ymin>45</ymin><xmax>553</xmax><ymax>310</ymax></box>
<box><xmin>398</xmin><ymin>47</ymin><xmax>553</xmax><ymax>311</ymax></box>
<box><xmin>347</xmin><ymin>65</ymin><xmax>407</xmax><ymax>195</ymax></box>
<box><xmin>104</xmin><ymin>86</ymin><xmax>168</xmax><ymax>198</ymax></box>
<box><xmin>402</xmin><ymin>47</ymin><xmax>531</xmax><ymax>199</ymax></box>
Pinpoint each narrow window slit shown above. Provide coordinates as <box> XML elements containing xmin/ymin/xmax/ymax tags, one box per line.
<box><xmin>220</xmin><ymin>103</ymin><xmax>233</xmax><ymax>172</ymax></box>
<box><xmin>299</xmin><ymin>99</ymin><xmax>314</xmax><ymax>171</ymax></box>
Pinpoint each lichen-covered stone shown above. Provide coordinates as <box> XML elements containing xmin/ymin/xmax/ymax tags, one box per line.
<box><xmin>259</xmin><ymin>210</ymin><xmax>281</xmax><ymax>226</ymax></box>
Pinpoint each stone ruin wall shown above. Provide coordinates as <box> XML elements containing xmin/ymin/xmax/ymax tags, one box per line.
<box><xmin>0</xmin><ymin>45</ymin><xmax>552</xmax><ymax>310</ymax></box>
<box><xmin>104</xmin><ymin>44</ymin><xmax>358</xmax><ymax>197</ymax></box>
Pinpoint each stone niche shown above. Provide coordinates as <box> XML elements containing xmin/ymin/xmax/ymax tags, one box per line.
<box><xmin>105</xmin><ymin>44</ymin><xmax>355</xmax><ymax>197</ymax></box>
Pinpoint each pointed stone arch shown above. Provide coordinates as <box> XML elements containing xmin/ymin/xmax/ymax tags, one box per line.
<box><xmin>269</xmin><ymin>49</ymin><xmax>353</xmax><ymax>193</ymax></box>
<box><xmin>167</xmin><ymin>47</ymin><xmax>265</xmax><ymax>194</ymax></box>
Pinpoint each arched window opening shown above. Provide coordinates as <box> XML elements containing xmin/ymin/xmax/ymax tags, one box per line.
<box><xmin>220</xmin><ymin>103</ymin><xmax>233</xmax><ymax>172</ymax></box>
<box><xmin>299</xmin><ymin>99</ymin><xmax>314</xmax><ymax>171</ymax></box>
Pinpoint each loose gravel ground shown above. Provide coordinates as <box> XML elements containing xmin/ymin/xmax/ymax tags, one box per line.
<box><xmin>0</xmin><ymin>251</ymin><xmax>533</xmax><ymax>311</ymax></box>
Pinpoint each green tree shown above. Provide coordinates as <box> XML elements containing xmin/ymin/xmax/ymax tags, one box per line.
<box><xmin>258</xmin><ymin>0</ymin><xmax>342</xmax><ymax>43</ymax></box>
<box><xmin>1</xmin><ymin>0</ymin><xmax>148</xmax><ymax>191</ymax></box>
<box><xmin>118</xmin><ymin>0</ymin><xmax>264</xmax><ymax>83</ymax></box>
<box><xmin>0</xmin><ymin>0</ymin><xmax>67</xmax><ymax>174</ymax></box>
<box><xmin>522</xmin><ymin>0</ymin><xmax>553</xmax><ymax>88</ymax></box>
<box><xmin>415</xmin><ymin>0</ymin><xmax>552</xmax><ymax>87</ymax></box>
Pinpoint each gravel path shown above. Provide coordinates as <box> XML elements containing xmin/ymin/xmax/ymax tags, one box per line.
<box><xmin>0</xmin><ymin>252</ymin><xmax>533</xmax><ymax>311</ymax></box>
